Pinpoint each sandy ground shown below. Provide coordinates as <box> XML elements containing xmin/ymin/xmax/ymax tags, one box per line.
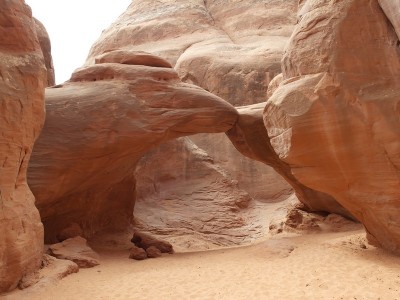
<box><xmin>4</xmin><ymin>228</ymin><xmax>400</xmax><ymax>300</ymax></box>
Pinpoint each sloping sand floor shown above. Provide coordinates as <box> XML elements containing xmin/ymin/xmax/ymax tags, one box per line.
<box><xmin>5</xmin><ymin>229</ymin><xmax>400</xmax><ymax>300</ymax></box>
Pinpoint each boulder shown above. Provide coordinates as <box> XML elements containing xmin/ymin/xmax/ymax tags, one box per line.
<box><xmin>48</xmin><ymin>237</ymin><xmax>100</xmax><ymax>268</ymax></box>
<box><xmin>18</xmin><ymin>255</ymin><xmax>79</xmax><ymax>290</ymax></box>
<box><xmin>131</xmin><ymin>231</ymin><xmax>173</xmax><ymax>254</ymax></box>
<box><xmin>145</xmin><ymin>246</ymin><xmax>162</xmax><ymax>258</ymax></box>
<box><xmin>134</xmin><ymin>137</ymin><xmax>269</xmax><ymax>250</ymax></box>
<box><xmin>129</xmin><ymin>246</ymin><xmax>148</xmax><ymax>260</ymax></box>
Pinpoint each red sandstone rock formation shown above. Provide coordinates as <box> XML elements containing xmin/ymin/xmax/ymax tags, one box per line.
<box><xmin>264</xmin><ymin>0</ymin><xmax>400</xmax><ymax>253</ymax></box>
<box><xmin>0</xmin><ymin>0</ymin><xmax>47</xmax><ymax>292</ymax></box>
<box><xmin>34</xmin><ymin>18</ymin><xmax>55</xmax><ymax>86</ymax></box>
<box><xmin>226</xmin><ymin>103</ymin><xmax>352</xmax><ymax>218</ymax></box>
<box><xmin>129</xmin><ymin>246</ymin><xmax>147</xmax><ymax>260</ymax></box>
<box><xmin>134</xmin><ymin>138</ymin><xmax>269</xmax><ymax>249</ymax></box>
<box><xmin>86</xmin><ymin>0</ymin><xmax>297</xmax><ymax>204</ymax></box>
<box><xmin>378</xmin><ymin>0</ymin><xmax>400</xmax><ymax>40</ymax></box>
<box><xmin>145</xmin><ymin>246</ymin><xmax>162</xmax><ymax>258</ymax></box>
<box><xmin>28</xmin><ymin>51</ymin><xmax>238</xmax><ymax>242</ymax></box>
<box><xmin>48</xmin><ymin>237</ymin><xmax>100</xmax><ymax>268</ymax></box>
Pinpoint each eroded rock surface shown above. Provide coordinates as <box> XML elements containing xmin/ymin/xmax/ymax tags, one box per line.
<box><xmin>378</xmin><ymin>0</ymin><xmax>400</xmax><ymax>39</ymax></box>
<box><xmin>28</xmin><ymin>51</ymin><xmax>238</xmax><ymax>242</ymax></box>
<box><xmin>18</xmin><ymin>255</ymin><xmax>79</xmax><ymax>291</ymax></box>
<box><xmin>146</xmin><ymin>246</ymin><xmax>162</xmax><ymax>258</ymax></box>
<box><xmin>134</xmin><ymin>138</ymin><xmax>269</xmax><ymax>250</ymax></box>
<box><xmin>269</xmin><ymin>202</ymin><xmax>359</xmax><ymax>236</ymax></box>
<box><xmin>129</xmin><ymin>246</ymin><xmax>147</xmax><ymax>261</ymax></box>
<box><xmin>264</xmin><ymin>0</ymin><xmax>400</xmax><ymax>253</ymax></box>
<box><xmin>227</xmin><ymin>103</ymin><xmax>352</xmax><ymax>218</ymax></box>
<box><xmin>131</xmin><ymin>230</ymin><xmax>173</xmax><ymax>254</ymax></box>
<box><xmin>86</xmin><ymin>0</ymin><xmax>297</xmax><ymax>204</ymax></box>
<box><xmin>34</xmin><ymin>18</ymin><xmax>55</xmax><ymax>86</ymax></box>
<box><xmin>48</xmin><ymin>237</ymin><xmax>100</xmax><ymax>268</ymax></box>
<box><xmin>88</xmin><ymin>0</ymin><xmax>297</xmax><ymax>104</ymax></box>
<box><xmin>0</xmin><ymin>0</ymin><xmax>46</xmax><ymax>292</ymax></box>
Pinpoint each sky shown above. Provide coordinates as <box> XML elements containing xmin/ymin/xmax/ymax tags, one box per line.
<box><xmin>25</xmin><ymin>0</ymin><xmax>132</xmax><ymax>84</ymax></box>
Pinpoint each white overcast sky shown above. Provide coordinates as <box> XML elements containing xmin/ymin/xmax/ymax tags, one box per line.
<box><xmin>25</xmin><ymin>0</ymin><xmax>132</xmax><ymax>84</ymax></box>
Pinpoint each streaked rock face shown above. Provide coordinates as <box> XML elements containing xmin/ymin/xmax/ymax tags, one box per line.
<box><xmin>0</xmin><ymin>0</ymin><xmax>46</xmax><ymax>292</ymax></box>
<box><xmin>134</xmin><ymin>137</ymin><xmax>269</xmax><ymax>251</ymax></box>
<box><xmin>378</xmin><ymin>0</ymin><xmax>400</xmax><ymax>40</ymax></box>
<box><xmin>264</xmin><ymin>0</ymin><xmax>400</xmax><ymax>253</ymax></box>
<box><xmin>88</xmin><ymin>0</ymin><xmax>297</xmax><ymax>103</ymax></box>
<box><xmin>28</xmin><ymin>51</ymin><xmax>238</xmax><ymax>242</ymax></box>
<box><xmin>227</xmin><ymin>103</ymin><xmax>351</xmax><ymax>218</ymax></box>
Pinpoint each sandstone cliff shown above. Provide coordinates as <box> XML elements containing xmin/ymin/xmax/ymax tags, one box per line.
<box><xmin>0</xmin><ymin>0</ymin><xmax>46</xmax><ymax>292</ymax></box>
<box><xmin>264</xmin><ymin>0</ymin><xmax>400</xmax><ymax>253</ymax></box>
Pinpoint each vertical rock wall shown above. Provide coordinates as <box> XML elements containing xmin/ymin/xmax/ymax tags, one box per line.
<box><xmin>265</xmin><ymin>0</ymin><xmax>400</xmax><ymax>253</ymax></box>
<box><xmin>0</xmin><ymin>0</ymin><xmax>46</xmax><ymax>292</ymax></box>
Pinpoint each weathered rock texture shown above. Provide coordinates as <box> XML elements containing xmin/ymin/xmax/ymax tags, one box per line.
<box><xmin>88</xmin><ymin>0</ymin><xmax>297</xmax><ymax>103</ymax></box>
<box><xmin>134</xmin><ymin>138</ymin><xmax>268</xmax><ymax>250</ymax></box>
<box><xmin>227</xmin><ymin>103</ymin><xmax>351</xmax><ymax>218</ymax></box>
<box><xmin>0</xmin><ymin>0</ymin><xmax>46</xmax><ymax>292</ymax></box>
<box><xmin>378</xmin><ymin>0</ymin><xmax>400</xmax><ymax>40</ymax></box>
<box><xmin>189</xmin><ymin>133</ymin><xmax>292</xmax><ymax>202</ymax></box>
<box><xmin>145</xmin><ymin>246</ymin><xmax>162</xmax><ymax>258</ymax></box>
<box><xmin>34</xmin><ymin>18</ymin><xmax>55</xmax><ymax>86</ymax></box>
<box><xmin>268</xmin><ymin>196</ymin><xmax>360</xmax><ymax>236</ymax></box>
<box><xmin>48</xmin><ymin>237</ymin><xmax>100</xmax><ymax>268</ymax></box>
<box><xmin>28</xmin><ymin>51</ymin><xmax>238</xmax><ymax>242</ymax></box>
<box><xmin>56</xmin><ymin>223</ymin><xmax>84</xmax><ymax>242</ymax></box>
<box><xmin>86</xmin><ymin>0</ymin><xmax>298</xmax><ymax>203</ymax></box>
<box><xmin>129</xmin><ymin>246</ymin><xmax>147</xmax><ymax>260</ymax></box>
<box><xmin>131</xmin><ymin>230</ymin><xmax>173</xmax><ymax>254</ymax></box>
<box><xmin>18</xmin><ymin>254</ymin><xmax>79</xmax><ymax>291</ymax></box>
<box><xmin>264</xmin><ymin>0</ymin><xmax>400</xmax><ymax>253</ymax></box>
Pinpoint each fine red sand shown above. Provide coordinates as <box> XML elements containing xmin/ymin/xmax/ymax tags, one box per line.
<box><xmin>5</xmin><ymin>228</ymin><xmax>400</xmax><ymax>300</ymax></box>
